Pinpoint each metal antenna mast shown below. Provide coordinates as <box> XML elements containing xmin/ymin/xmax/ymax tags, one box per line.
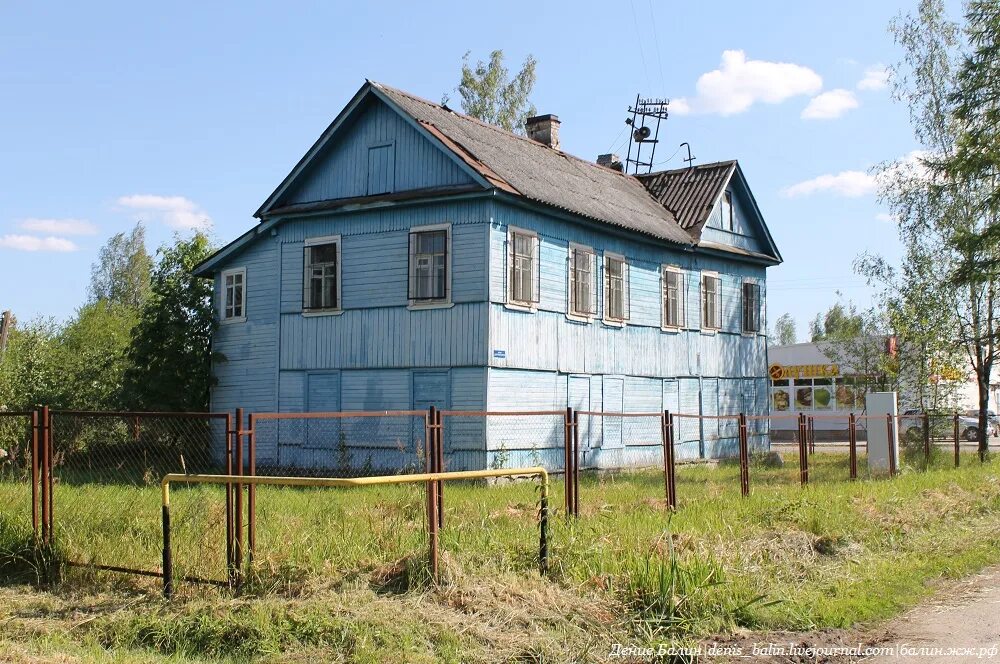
<box><xmin>624</xmin><ymin>95</ymin><xmax>670</xmax><ymax>175</ymax></box>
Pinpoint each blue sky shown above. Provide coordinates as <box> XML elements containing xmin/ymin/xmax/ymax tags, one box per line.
<box><xmin>0</xmin><ymin>1</ymin><xmax>948</xmax><ymax>338</ymax></box>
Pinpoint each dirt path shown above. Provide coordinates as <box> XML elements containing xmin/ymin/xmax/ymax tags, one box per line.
<box><xmin>866</xmin><ymin>566</ymin><xmax>1000</xmax><ymax>662</ymax></box>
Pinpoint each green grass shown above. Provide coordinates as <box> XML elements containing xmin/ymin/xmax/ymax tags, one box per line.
<box><xmin>1</xmin><ymin>450</ymin><xmax>999</xmax><ymax>662</ymax></box>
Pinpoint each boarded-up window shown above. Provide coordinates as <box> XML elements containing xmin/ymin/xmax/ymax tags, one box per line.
<box><xmin>367</xmin><ymin>143</ymin><xmax>395</xmax><ymax>195</ymax></box>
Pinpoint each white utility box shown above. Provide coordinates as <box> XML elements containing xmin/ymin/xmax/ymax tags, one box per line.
<box><xmin>866</xmin><ymin>392</ymin><xmax>899</xmax><ymax>474</ymax></box>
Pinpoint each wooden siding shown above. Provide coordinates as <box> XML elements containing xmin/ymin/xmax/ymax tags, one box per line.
<box><xmin>280</xmin><ymin>97</ymin><xmax>474</xmax><ymax>206</ymax></box>
<box><xmin>700</xmin><ymin>184</ymin><xmax>768</xmax><ymax>253</ymax></box>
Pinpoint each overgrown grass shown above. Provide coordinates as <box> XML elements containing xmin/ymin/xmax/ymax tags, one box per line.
<box><xmin>0</xmin><ymin>450</ymin><xmax>998</xmax><ymax>662</ymax></box>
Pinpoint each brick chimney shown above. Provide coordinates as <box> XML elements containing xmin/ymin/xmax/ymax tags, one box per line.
<box><xmin>525</xmin><ymin>114</ymin><xmax>560</xmax><ymax>150</ymax></box>
<box><xmin>597</xmin><ymin>153</ymin><xmax>624</xmax><ymax>172</ymax></box>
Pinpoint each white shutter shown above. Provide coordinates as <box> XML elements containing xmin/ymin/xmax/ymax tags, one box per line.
<box><xmin>505</xmin><ymin>231</ymin><xmax>513</xmax><ymax>303</ymax></box>
<box><xmin>567</xmin><ymin>246</ymin><xmax>576</xmax><ymax>314</ymax></box>
<box><xmin>531</xmin><ymin>235</ymin><xmax>540</xmax><ymax>303</ymax></box>
<box><xmin>622</xmin><ymin>260</ymin><xmax>630</xmax><ymax>321</ymax></box>
<box><xmin>588</xmin><ymin>251</ymin><xmax>597</xmax><ymax>315</ymax></box>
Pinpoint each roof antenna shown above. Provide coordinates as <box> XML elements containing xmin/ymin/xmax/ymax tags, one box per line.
<box><xmin>680</xmin><ymin>142</ymin><xmax>696</xmax><ymax>169</ymax></box>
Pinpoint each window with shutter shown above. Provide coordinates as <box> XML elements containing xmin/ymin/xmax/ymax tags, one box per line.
<box><xmin>507</xmin><ymin>227</ymin><xmax>538</xmax><ymax>308</ymax></box>
<box><xmin>604</xmin><ymin>254</ymin><xmax>628</xmax><ymax>324</ymax></box>
<box><xmin>701</xmin><ymin>272</ymin><xmax>721</xmax><ymax>330</ymax></box>
<box><xmin>662</xmin><ymin>266</ymin><xmax>684</xmax><ymax>329</ymax></box>
<box><xmin>568</xmin><ymin>243</ymin><xmax>596</xmax><ymax>319</ymax></box>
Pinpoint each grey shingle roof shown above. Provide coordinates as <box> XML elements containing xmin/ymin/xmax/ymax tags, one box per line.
<box><xmin>637</xmin><ymin>161</ymin><xmax>736</xmax><ymax>240</ymax></box>
<box><xmin>371</xmin><ymin>81</ymin><xmax>695</xmax><ymax>246</ymax></box>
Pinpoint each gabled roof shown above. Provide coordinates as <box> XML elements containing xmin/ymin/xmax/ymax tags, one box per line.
<box><xmin>257</xmin><ymin>80</ymin><xmax>694</xmax><ymax>246</ymax></box>
<box><xmin>197</xmin><ymin>82</ymin><xmax>781</xmax><ymax>276</ymax></box>
<box><xmin>637</xmin><ymin>161</ymin><xmax>736</xmax><ymax>238</ymax></box>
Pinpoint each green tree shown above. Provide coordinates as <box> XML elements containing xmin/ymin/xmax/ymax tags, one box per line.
<box><xmin>809</xmin><ymin>302</ymin><xmax>863</xmax><ymax>342</ymax></box>
<box><xmin>89</xmin><ymin>222</ymin><xmax>153</xmax><ymax>309</ymax></box>
<box><xmin>0</xmin><ymin>318</ymin><xmax>61</xmax><ymax>410</ymax></box>
<box><xmin>123</xmin><ymin>233</ymin><xmax>218</xmax><ymax>411</ymax></box>
<box><xmin>57</xmin><ymin>301</ymin><xmax>137</xmax><ymax>410</ymax></box>
<box><xmin>869</xmin><ymin>0</ymin><xmax>1000</xmax><ymax>458</ymax></box>
<box><xmin>771</xmin><ymin>313</ymin><xmax>797</xmax><ymax>346</ymax></box>
<box><xmin>446</xmin><ymin>50</ymin><xmax>537</xmax><ymax>134</ymax></box>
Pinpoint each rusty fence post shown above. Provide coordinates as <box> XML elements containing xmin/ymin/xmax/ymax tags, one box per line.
<box><xmin>886</xmin><ymin>414</ymin><xmax>897</xmax><ymax>478</ymax></box>
<box><xmin>798</xmin><ymin>413</ymin><xmax>809</xmax><ymax>486</ymax></box>
<box><xmin>661</xmin><ymin>410</ymin><xmax>677</xmax><ymax>509</ymax></box>
<box><xmin>738</xmin><ymin>413</ymin><xmax>750</xmax><ymax>497</ymax></box>
<box><xmin>808</xmin><ymin>416</ymin><xmax>815</xmax><ymax>455</ymax></box>
<box><xmin>563</xmin><ymin>406</ymin><xmax>573</xmax><ymax>518</ymax></box>
<box><xmin>224</xmin><ymin>412</ymin><xmax>235</xmax><ymax>587</ymax></box>
<box><xmin>425</xmin><ymin>406</ymin><xmax>439</xmax><ymax>581</ymax></box>
<box><xmin>923</xmin><ymin>412</ymin><xmax>931</xmax><ymax>463</ymax></box>
<box><xmin>435</xmin><ymin>408</ymin><xmax>444</xmax><ymax>529</ymax></box>
<box><xmin>30</xmin><ymin>410</ymin><xmax>39</xmax><ymax>542</ymax></box>
<box><xmin>953</xmin><ymin>413</ymin><xmax>960</xmax><ymax>468</ymax></box>
<box><xmin>247</xmin><ymin>413</ymin><xmax>257</xmax><ymax>571</ymax></box>
<box><xmin>41</xmin><ymin>405</ymin><xmax>52</xmax><ymax>545</ymax></box>
<box><xmin>572</xmin><ymin>410</ymin><xmax>580</xmax><ymax>517</ymax></box>
<box><xmin>234</xmin><ymin>407</ymin><xmax>244</xmax><ymax>590</ymax></box>
<box><xmin>848</xmin><ymin>413</ymin><xmax>857</xmax><ymax>480</ymax></box>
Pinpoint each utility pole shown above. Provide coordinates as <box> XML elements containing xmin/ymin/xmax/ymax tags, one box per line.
<box><xmin>0</xmin><ymin>310</ymin><xmax>11</xmax><ymax>358</ymax></box>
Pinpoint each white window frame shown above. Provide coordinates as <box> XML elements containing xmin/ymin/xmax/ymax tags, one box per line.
<box><xmin>567</xmin><ymin>242</ymin><xmax>597</xmax><ymax>322</ymax></box>
<box><xmin>505</xmin><ymin>226</ymin><xmax>539</xmax><ymax>312</ymax></box>
<box><xmin>602</xmin><ymin>252</ymin><xmax>629</xmax><ymax>327</ymax></box>
<box><xmin>407</xmin><ymin>223</ymin><xmax>453</xmax><ymax>310</ymax></box>
<box><xmin>661</xmin><ymin>265</ymin><xmax>685</xmax><ymax>331</ymax></box>
<box><xmin>220</xmin><ymin>267</ymin><xmax>246</xmax><ymax>324</ymax></box>
<box><xmin>302</xmin><ymin>234</ymin><xmax>343</xmax><ymax>317</ymax></box>
<box><xmin>742</xmin><ymin>278</ymin><xmax>761</xmax><ymax>335</ymax></box>
<box><xmin>701</xmin><ymin>271</ymin><xmax>722</xmax><ymax>333</ymax></box>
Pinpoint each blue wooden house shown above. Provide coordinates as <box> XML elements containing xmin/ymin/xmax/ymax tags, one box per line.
<box><xmin>194</xmin><ymin>80</ymin><xmax>782</xmax><ymax>470</ymax></box>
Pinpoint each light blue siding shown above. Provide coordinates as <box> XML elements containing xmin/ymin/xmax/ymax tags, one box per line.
<box><xmin>701</xmin><ymin>185</ymin><xmax>768</xmax><ymax>255</ymax></box>
<box><xmin>280</xmin><ymin>98</ymin><xmax>474</xmax><ymax>206</ymax></box>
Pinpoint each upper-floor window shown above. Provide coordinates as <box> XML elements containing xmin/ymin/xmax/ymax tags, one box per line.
<box><xmin>661</xmin><ymin>266</ymin><xmax>685</xmax><ymax>329</ymax></box>
<box><xmin>568</xmin><ymin>243</ymin><xmax>597</xmax><ymax>319</ymax></box>
<box><xmin>221</xmin><ymin>267</ymin><xmax>246</xmax><ymax>322</ymax></box>
<box><xmin>721</xmin><ymin>190</ymin><xmax>734</xmax><ymax>231</ymax></box>
<box><xmin>742</xmin><ymin>281</ymin><xmax>761</xmax><ymax>333</ymax></box>
<box><xmin>303</xmin><ymin>236</ymin><xmax>341</xmax><ymax>312</ymax></box>
<box><xmin>604</xmin><ymin>253</ymin><xmax>629</xmax><ymax>324</ymax></box>
<box><xmin>507</xmin><ymin>227</ymin><xmax>539</xmax><ymax>308</ymax></box>
<box><xmin>408</xmin><ymin>225</ymin><xmax>450</xmax><ymax>303</ymax></box>
<box><xmin>701</xmin><ymin>272</ymin><xmax>721</xmax><ymax>330</ymax></box>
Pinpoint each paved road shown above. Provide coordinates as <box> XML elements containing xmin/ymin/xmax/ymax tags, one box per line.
<box><xmin>869</xmin><ymin>566</ymin><xmax>1000</xmax><ymax>662</ymax></box>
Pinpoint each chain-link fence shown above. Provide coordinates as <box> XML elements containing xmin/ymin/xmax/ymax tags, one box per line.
<box><xmin>49</xmin><ymin>411</ymin><xmax>231</xmax><ymax>585</ymax></box>
<box><xmin>0</xmin><ymin>412</ymin><xmax>37</xmax><ymax>580</ymax></box>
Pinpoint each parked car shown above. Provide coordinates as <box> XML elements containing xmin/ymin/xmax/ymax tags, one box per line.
<box><xmin>963</xmin><ymin>410</ymin><xmax>1000</xmax><ymax>437</ymax></box>
<box><xmin>900</xmin><ymin>409</ymin><xmax>983</xmax><ymax>442</ymax></box>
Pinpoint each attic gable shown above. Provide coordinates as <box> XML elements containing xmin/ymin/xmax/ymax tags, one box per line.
<box><xmin>266</xmin><ymin>95</ymin><xmax>480</xmax><ymax>214</ymax></box>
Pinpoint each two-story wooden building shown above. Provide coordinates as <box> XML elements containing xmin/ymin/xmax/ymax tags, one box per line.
<box><xmin>194</xmin><ymin>80</ymin><xmax>782</xmax><ymax>469</ymax></box>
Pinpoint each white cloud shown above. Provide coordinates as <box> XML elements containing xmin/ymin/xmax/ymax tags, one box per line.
<box><xmin>801</xmin><ymin>89</ymin><xmax>859</xmax><ymax>120</ymax></box>
<box><xmin>116</xmin><ymin>194</ymin><xmax>212</xmax><ymax>230</ymax></box>
<box><xmin>781</xmin><ymin>170</ymin><xmax>876</xmax><ymax>198</ymax></box>
<box><xmin>857</xmin><ymin>64</ymin><xmax>889</xmax><ymax>91</ymax></box>
<box><xmin>19</xmin><ymin>218</ymin><xmax>97</xmax><ymax>235</ymax></box>
<box><xmin>671</xmin><ymin>50</ymin><xmax>822</xmax><ymax>116</ymax></box>
<box><xmin>0</xmin><ymin>235</ymin><xmax>78</xmax><ymax>252</ymax></box>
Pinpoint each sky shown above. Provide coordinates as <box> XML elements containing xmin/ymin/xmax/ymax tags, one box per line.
<box><xmin>0</xmin><ymin>1</ymin><xmax>956</xmax><ymax>340</ymax></box>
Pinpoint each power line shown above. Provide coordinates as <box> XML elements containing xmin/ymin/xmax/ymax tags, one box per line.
<box><xmin>628</xmin><ymin>0</ymin><xmax>651</xmax><ymax>91</ymax></box>
<box><xmin>647</xmin><ymin>0</ymin><xmax>666</xmax><ymax>91</ymax></box>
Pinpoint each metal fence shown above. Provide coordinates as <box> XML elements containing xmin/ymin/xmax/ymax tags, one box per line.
<box><xmin>47</xmin><ymin>410</ymin><xmax>232</xmax><ymax>584</ymax></box>
<box><xmin>0</xmin><ymin>411</ymin><xmax>37</xmax><ymax>570</ymax></box>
